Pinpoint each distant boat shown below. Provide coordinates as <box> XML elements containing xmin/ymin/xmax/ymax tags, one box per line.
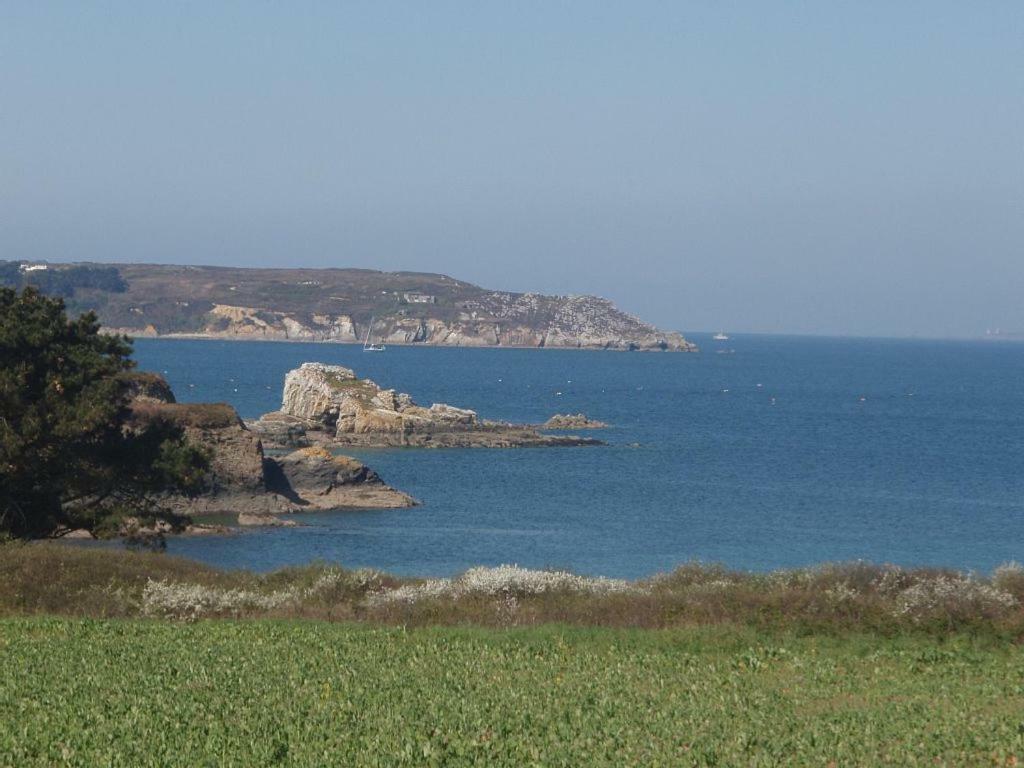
<box><xmin>363</xmin><ymin>316</ymin><xmax>386</xmax><ymax>352</ymax></box>
<box><xmin>712</xmin><ymin>332</ymin><xmax>730</xmax><ymax>341</ymax></box>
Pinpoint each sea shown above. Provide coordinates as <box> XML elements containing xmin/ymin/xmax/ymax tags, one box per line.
<box><xmin>130</xmin><ymin>334</ymin><xmax>1024</xmax><ymax>578</ymax></box>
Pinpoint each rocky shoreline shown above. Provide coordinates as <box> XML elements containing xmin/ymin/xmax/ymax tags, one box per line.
<box><xmin>106</xmin><ymin>331</ymin><xmax>693</xmax><ymax>353</ymax></box>
<box><xmin>88</xmin><ymin>377</ymin><xmax>417</xmax><ymax>537</ymax></box>
<box><xmin>62</xmin><ymin>363</ymin><xmax>606</xmax><ymax>539</ymax></box>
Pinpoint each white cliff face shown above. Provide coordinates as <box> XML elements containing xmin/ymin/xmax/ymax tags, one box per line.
<box><xmin>470</xmin><ymin>293</ymin><xmax>693</xmax><ymax>350</ymax></box>
<box><xmin>206</xmin><ymin>305</ymin><xmax>360</xmax><ymax>342</ymax></box>
<box><xmin>132</xmin><ymin>295</ymin><xmax>694</xmax><ymax>351</ymax></box>
<box><xmin>280</xmin><ymin>363</ymin><xmax>359</xmax><ymax>424</ymax></box>
<box><xmin>312</xmin><ymin>314</ymin><xmax>357</xmax><ymax>340</ymax></box>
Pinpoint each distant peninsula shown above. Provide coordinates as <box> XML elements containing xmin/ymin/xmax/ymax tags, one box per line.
<box><xmin>1</xmin><ymin>260</ymin><xmax>696</xmax><ymax>352</ymax></box>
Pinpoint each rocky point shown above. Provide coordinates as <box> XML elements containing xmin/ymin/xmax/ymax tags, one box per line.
<box><xmin>252</xmin><ymin>363</ymin><xmax>605</xmax><ymax>449</ymax></box>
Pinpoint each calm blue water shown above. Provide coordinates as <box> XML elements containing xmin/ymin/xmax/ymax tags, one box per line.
<box><xmin>132</xmin><ymin>335</ymin><xmax>1024</xmax><ymax>578</ymax></box>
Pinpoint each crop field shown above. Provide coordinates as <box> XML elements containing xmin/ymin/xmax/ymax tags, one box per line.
<box><xmin>2</xmin><ymin>619</ymin><xmax>1023</xmax><ymax>766</ymax></box>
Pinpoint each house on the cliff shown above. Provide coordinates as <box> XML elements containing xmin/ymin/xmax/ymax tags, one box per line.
<box><xmin>402</xmin><ymin>292</ymin><xmax>436</xmax><ymax>304</ymax></box>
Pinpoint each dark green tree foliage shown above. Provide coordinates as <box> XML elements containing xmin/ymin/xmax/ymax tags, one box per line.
<box><xmin>0</xmin><ymin>262</ymin><xmax>21</xmax><ymax>287</ymax></box>
<box><xmin>0</xmin><ymin>262</ymin><xmax>127</xmax><ymax>295</ymax></box>
<box><xmin>28</xmin><ymin>265</ymin><xmax>127</xmax><ymax>295</ymax></box>
<box><xmin>0</xmin><ymin>288</ymin><xmax>206</xmax><ymax>537</ymax></box>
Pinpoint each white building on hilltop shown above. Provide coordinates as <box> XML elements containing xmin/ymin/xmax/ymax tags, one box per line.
<box><xmin>403</xmin><ymin>292</ymin><xmax>436</xmax><ymax>304</ymax></box>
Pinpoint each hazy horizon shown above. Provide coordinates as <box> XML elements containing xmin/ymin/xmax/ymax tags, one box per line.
<box><xmin>3</xmin><ymin>3</ymin><xmax>1022</xmax><ymax>338</ymax></box>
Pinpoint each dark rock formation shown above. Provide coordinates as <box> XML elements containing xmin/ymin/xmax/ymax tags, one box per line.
<box><xmin>248</xmin><ymin>411</ymin><xmax>310</xmax><ymax>447</ymax></box>
<box><xmin>266</xmin><ymin>447</ymin><xmax>416</xmax><ymax>509</ymax></box>
<box><xmin>127</xmin><ymin>375</ymin><xmax>415</xmax><ymax>523</ymax></box>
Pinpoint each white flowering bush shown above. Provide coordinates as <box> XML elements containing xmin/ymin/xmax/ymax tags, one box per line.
<box><xmin>142</xmin><ymin>581</ymin><xmax>293</xmax><ymax>620</ymax></box>
<box><xmin>367</xmin><ymin>578</ymin><xmax>453</xmax><ymax>606</ymax></box>
<box><xmin>349</xmin><ymin>568</ymin><xmax>389</xmax><ymax>592</ymax></box>
<box><xmin>460</xmin><ymin>564</ymin><xmax>633</xmax><ymax>596</ymax></box>
<box><xmin>992</xmin><ymin>562</ymin><xmax>1024</xmax><ymax>599</ymax></box>
<box><xmin>365</xmin><ymin>564</ymin><xmax>636</xmax><ymax>607</ymax></box>
<box><xmin>126</xmin><ymin>560</ymin><xmax>1024</xmax><ymax>626</ymax></box>
<box><xmin>894</xmin><ymin>575</ymin><xmax>1016</xmax><ymax>622</ymax></box>
<box><xmin>142</xmin><ymin>570</ymin><xmax>350</xmax><ymax>620</ymax></box>
<box><xmin>872</xmin><ymin>567</ymin><xmax>912</xmax><ymax>597</ymax></box>
<box><xmin>758</xmin><ymin>568</ymin><xmax>816</xmax><ymax>591</ymax></box>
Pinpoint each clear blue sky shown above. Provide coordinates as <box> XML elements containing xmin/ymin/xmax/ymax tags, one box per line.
<box><xmin>2</xmin><ymin>2</ymin><xmax>1022</xmax><ymax>337</ymax></box>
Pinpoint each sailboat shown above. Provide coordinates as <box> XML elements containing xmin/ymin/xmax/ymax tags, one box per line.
<box><xmin>712</xmin><ymin>331</ymin><xmax>730</xmax><ymax>341</ymax></box>
<box><xmin>363</xmin><ymin>316</ymin><xmax>386</xmax><ymax>352</ymax></box>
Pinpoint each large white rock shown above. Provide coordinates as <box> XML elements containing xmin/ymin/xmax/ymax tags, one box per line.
<box><xmin>280</xmin><ymin>363</ymin><xmax>359</xmax><ymax>424</ymax></box>
<box><xmin>277</xmin><ymin>362</ymin><xmax>478</xmax><ymax>435</ymax></box>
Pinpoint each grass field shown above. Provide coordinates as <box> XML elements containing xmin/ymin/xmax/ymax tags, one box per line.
<box><xmin>2</xmin><ymin>618</ymin><xmax>1023</xmax><ymax>766</ymax></box>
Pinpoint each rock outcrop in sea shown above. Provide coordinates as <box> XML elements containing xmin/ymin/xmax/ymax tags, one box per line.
<box><xmin>542</xmin><ymin>413</ymin><xmax>608</xmax><ymax>429</ymax></box>
<box><xmin>252</xmin><ymin>363</ymin><xmax>605</xmax><ymax>449</ymax></box>
<box><xmin>126</xmin><ymin>377</ymin><xmax>416</xmax><ymax>525</ymax></box>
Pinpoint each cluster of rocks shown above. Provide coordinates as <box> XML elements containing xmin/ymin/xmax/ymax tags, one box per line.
<box><xmin>69</xmin><ymin>364</ymin><xmax>608</xmax><ymax>539</ymax></box>
<box><xmin>122</xmin><ymin>381</ymin><xmax>416</xmax><ymax>531</ymax></box>
<box><xmin>541</xmin><ymin>413</ymin><xmax>609</xmax><ymax>430</ymax></box>
<box><xmin>250</xmin><ymin>363</ymin><xmax>605</xmax><ymax>449</ymax></box>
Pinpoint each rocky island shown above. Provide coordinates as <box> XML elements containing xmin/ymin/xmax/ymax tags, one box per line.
<box><xmin>252</xmin><ymin>363</ymin><xmax>605</xmax><ymax>449</ymax></box>
<box><xmin>1</xmin><ymin>260</ymin><xmax>696</xmax><ymax>352</ymax></box>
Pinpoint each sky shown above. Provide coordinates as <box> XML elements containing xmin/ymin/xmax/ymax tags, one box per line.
<box><xmin>2</xmin><ymin>2</ymin><xmax>1022</xmax><ymax>338</ymax></box>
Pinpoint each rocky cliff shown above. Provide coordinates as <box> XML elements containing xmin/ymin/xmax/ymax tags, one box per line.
<box><xmin>252</xmin><ymin>363</ymin><xmax>604</xmax><ymax>448</ymax></box>
<box><xmin>3</xmin><ymin>260</ymin><xmax>696</xmax><ymax>351</ymax></box>
<box><xmin>127</xmin><ymin>380</ymin><xmax>416</xmax><ymax>521</ymax></box>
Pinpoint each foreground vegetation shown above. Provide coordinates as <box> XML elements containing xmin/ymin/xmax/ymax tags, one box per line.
<box><xmin>3</xmin><ymin>545</ymin><xmax>1024</xmax><ymax>764</ymax></box>
<box><xmin>4</xmin><ymin>544</ymin><xmax>1024</xmax><ymax>636</ymax></box>
<box><xmin>2</xmin><ymin>618</ymin><xmax>1023</xmax><ymax>765</ymax></box>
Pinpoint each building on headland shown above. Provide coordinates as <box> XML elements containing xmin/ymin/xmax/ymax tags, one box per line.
<box><xmin>19</xmin><ymin>263</ymin><xmax>48</xmax><ymax>272</ymax></box>
<box><xmin>402</xmin><ymin>292</ymin><xmax>436</xmax><ymax>304</ymax></box>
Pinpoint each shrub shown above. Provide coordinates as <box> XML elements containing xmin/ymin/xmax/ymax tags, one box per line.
<box><xmin>365</xmin><ymin>564</ymin><xmax>637</xmax><ymax>608</ymax></box>
<box><xmin>894</xmin><ymin>575</ymin><xmax>1016</xmax><ymax>624</ymax></box>
<box><xmin>992</xmin><ymin>561</ymin><xmax>1024</xmax><ymax>601</ymax></box>
<box><xmin>5</xmin><ymin>545</ymin><xmax>1024</xmax><ymax>635</ymax></box>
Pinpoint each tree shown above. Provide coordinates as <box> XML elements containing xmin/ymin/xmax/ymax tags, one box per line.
<box><xmin>0</xmin><ymin>287</ymin><xmax>206</xmax><ymax>537</ymax></box>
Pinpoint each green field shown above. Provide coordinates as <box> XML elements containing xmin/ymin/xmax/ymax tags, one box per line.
<box><xmin>2</xmin><ymin>619</ymin><xmax>1023</xmax><ymax>766</ymax></box>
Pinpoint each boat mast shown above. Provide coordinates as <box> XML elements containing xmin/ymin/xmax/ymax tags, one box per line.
<box><xmin>363</xmin><ymin>316</ymin><xmax>373</xmax><ymax>349</ymax></box>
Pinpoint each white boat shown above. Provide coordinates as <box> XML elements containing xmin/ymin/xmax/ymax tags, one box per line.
<box><xmin>712</xmin><ymin>332</ymin><xmax>730</xmax><ymax>341</ymax></box>
<box><xmin>363</xmin><ymin>317</ymin><xmax>386</xmax><ymax>352</ymax></box>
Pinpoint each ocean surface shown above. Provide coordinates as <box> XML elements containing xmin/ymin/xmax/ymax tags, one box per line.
<box><xmin>131</xmin><ymin>334</ymin><xmax>1024</xmax><ymax>578</ymax></box>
